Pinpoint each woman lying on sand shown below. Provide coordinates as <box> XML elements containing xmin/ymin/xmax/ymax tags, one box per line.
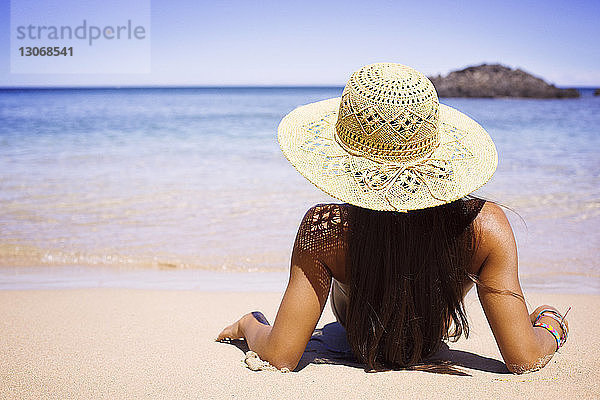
<box><xmin>218</xmin><ymin>63</ymin><xmax>569</xmax><ymax>374</ymax></box>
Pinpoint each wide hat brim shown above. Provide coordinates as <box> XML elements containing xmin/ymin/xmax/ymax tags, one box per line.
<box><xmin>278</xmin><ymin>97</ymin><xmax>497</xmax><ymax>211</ymax></box>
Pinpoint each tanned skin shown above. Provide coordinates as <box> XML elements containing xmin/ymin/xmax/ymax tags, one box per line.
<box><xmin>217</xmin><ymin>203</ymin><xmax>568</xmax><ymax>373</ymax></box>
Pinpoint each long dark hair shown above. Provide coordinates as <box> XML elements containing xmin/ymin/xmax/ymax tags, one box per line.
<box><xmin>345</xmin><ymin>197</ymin><xmax>482</xmax><ymax>370</ymax></box>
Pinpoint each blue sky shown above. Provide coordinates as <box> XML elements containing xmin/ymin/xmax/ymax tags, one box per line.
<box><xmin>1</xmin><ymin>0</ymin><xmax>598</xmax><ymax>87</ymax></box>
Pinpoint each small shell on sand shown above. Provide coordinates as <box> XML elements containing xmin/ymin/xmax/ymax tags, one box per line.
<box><xmin>244</xmin><ymin>351</ymin><xmax>290</xmax><ymax>373</ymax></box>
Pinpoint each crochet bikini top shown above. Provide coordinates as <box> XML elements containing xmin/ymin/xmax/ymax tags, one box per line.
<box><xmin>293</xmin><ymin>198</ymin><xmax>486</xmax><ymax>291</ymax></box>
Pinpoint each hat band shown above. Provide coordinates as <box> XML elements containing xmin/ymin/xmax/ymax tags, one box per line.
<box><xmin>348</xmin><ymin>150</ymin><xmax>453</xmax><ymax>211</ymax></box>
<box><xmin>333</xmin><ymin>124</ymin><xmax>441</xmax><ymax>163</ymax></box>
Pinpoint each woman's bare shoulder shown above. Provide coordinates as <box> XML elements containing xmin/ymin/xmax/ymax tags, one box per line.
<box><xmin>471</xmin><ymin>202</ymin><xmax>518</xmax><ymax>275</ymax></box>
<box><xmin>475</xmin><ymin>202</ymin><xmax>514</xmax><ymax>241</ymax></box>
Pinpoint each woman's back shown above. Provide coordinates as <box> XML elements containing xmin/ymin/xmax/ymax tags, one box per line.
<box><xmin>295</xmin><ymin>198</ymin><xmax>485</xmax><ymax>368</ymax></box>
<box><xmin>302</xmin><ymin>198</ymin><xmax>485</xmax><ymax>282</ymax></box>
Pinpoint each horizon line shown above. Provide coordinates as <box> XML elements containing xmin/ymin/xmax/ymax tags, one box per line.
<box><xmin>1</xmin><ymin>84</ymin><xmax>598</xmax><ymax>90</ymax></box>
<box><xmin>0</xmin><ymin>85</ymin><xmax>347</xmax><ymax>90</ymax></box>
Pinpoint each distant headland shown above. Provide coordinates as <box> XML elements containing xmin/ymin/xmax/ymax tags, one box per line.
<box><xmin>429</xmin><ymin>64</ymin><xmax>580</xmax><ymax>98</ymax></box>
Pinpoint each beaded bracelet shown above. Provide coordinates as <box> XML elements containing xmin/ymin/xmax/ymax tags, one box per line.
<box><xmin>533</xmin><ymin>322</ymin><xmax>561</xmax><ymax>351</ymax></box>
<box><xmin>534</xmin><ymin>308</ymin><xmax>569</xmax><ymax>348</ymax></box>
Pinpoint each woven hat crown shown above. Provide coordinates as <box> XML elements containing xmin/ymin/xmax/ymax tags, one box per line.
<box><xmin>335</xmin><ymin>63</ymin><xmax>440</xmax><ymax>162</ymax></box>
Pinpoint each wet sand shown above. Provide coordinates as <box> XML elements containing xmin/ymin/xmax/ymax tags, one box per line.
<box><xmin>1</xmin><ymin>289</ymin><xmax>598</xmax><ymax>399</ymax></box>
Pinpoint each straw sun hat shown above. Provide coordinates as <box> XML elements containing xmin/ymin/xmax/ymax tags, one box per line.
<box><xmin>278</xmin><ymin>63</ymin><xmax>497</xmax><ymax>211</ymax></box>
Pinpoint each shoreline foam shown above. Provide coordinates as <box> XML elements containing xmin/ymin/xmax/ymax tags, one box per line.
<box><xmin>0</xmin><ymin>265</ymin><xmax>598</xmax><ymax>294</ymax></box>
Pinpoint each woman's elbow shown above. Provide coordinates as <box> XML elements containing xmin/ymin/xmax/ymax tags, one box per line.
<box><xmin>504</xmin><ymin>351</ymin><xmax>553</xmax><ymax>374</ymax></box>
<box><xmin>267</xmin><ymin>357</ymin><xmax>300</xmax><ymax>371</ymax></box>
<box><xmin>261</xmin><ymin>349</ymin><xmax>302</xmax><ymax>372</ymax></box>
<box><xmin>270</xmin><ymin>358</ymin><xmax>299</xmax><ymax>372</ymax></box>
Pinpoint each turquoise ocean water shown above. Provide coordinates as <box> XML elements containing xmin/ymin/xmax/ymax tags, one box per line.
<box><xmin>0</xmin><ymin>88</ymin><xmax>598</xmax><ymax>292</ymax></box>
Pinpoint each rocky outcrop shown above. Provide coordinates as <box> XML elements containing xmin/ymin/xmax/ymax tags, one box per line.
<box><xmin>594</xmin><ymin>89</ymin><xmax>600</xmax><ymax>96</ymax></box>
<box><xmin>429</xmin><ymin>64</ymin><xmax>579</xmax><ymax>98</ymax></box>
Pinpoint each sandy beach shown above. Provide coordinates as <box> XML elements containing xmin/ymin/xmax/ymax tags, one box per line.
<box><xmin>2</xmin><ymin>1</ymin><xmax>598</xmax><ymax>398</ymax></box>
<box><xmin>1</xmin><ymin>289</ymin><xmax>598</xmax><ymax>399</ymax></box>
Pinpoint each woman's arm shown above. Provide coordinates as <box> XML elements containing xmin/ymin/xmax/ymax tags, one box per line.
<box><xmin>217</xmin><ymin>206</ymin><xmax>334</xmax><ymax>370</ymax></box>
<box><xmin>475</xmin><ymin>203</ymin><xmax>568</xmax><ymax>373</ymax></box>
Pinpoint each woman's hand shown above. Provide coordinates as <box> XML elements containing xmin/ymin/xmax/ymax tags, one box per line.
<box><xmin>216</xmin><ymin>315</ymin><xmax>246</xmax><ymax>342</ymax></box>
<box><xmin>216</xmin><ymin>312</ymin><xmax>270</xmax><ymax>342</ymax></box>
